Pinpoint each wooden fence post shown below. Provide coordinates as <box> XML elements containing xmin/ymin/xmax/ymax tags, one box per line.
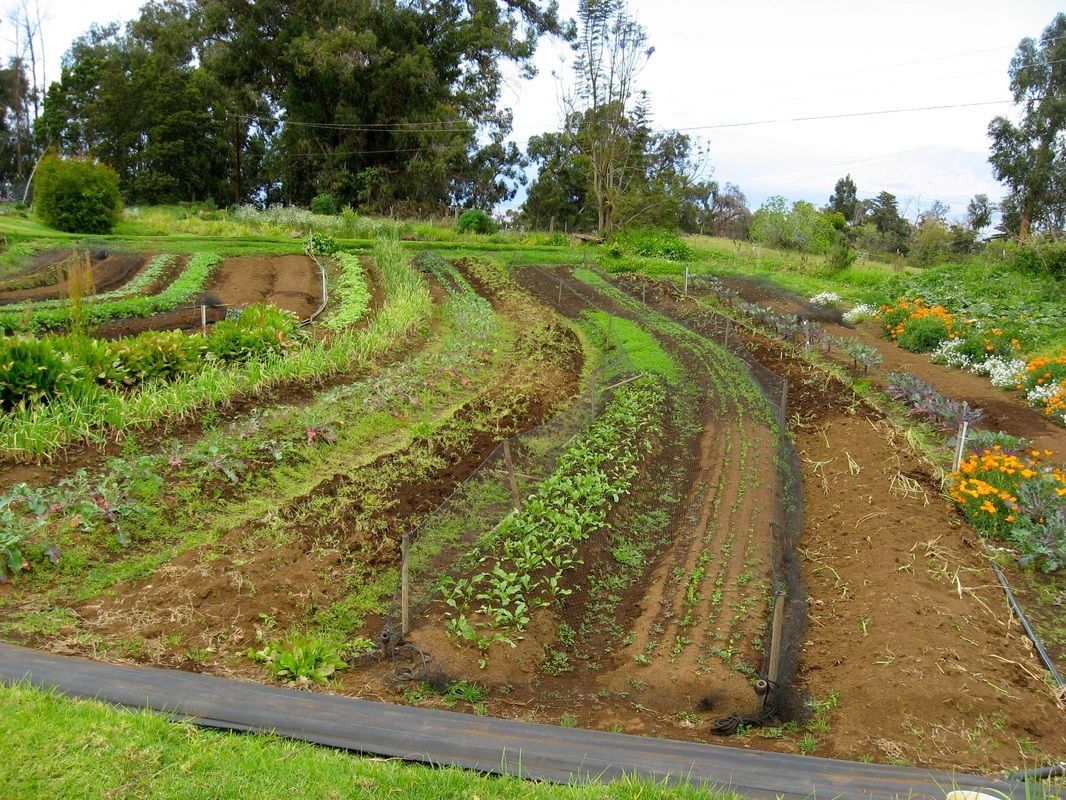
<box><xmin>401</xmin><ymin>532</ymin><xmax>410</xmax><ymax>636</ymax></box>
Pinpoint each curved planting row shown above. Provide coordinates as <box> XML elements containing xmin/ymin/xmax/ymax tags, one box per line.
<box><xmin>0</xmin><ymin>254</ymin><xmax>219</xmax><ymax>333</ymax></box>
<box><xmin>323</xmin><ymin>253</ymin><xmax>372</xmax><ymax>330</ymax></box>
<box><xmin>0</xmin><ymin>305</ymin><xmax>300</xmax><ymax>414</ymax></box>
<box><xmin>439</xmin><ymin>376</ymin><xmax>666</xmax><ymax>656</ymax></box>
<box><xmin>0</xmin><ymin>254</ymin><xmax>175</xmax><ymax>313</ymax></box>
<box><xmin>0</xmin><ymin>241</ymin><xmax>422</xmax><ymax>460</ymax></box>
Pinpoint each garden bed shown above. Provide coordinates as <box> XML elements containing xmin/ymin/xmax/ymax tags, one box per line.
<box><xmin>1</xmin><ymin>257</ymin><xmax>1062</xmax><ymax>775</ymax></box>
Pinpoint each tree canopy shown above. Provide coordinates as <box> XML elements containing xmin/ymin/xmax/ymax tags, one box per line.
<box><xmin>37</xmin><ymin>0</ymin><xmax>566</xmax><ymax>210</ymax></box>
<box><xmin>987</xmin><ymin>12</ymin><xmax>1066</xmax><ymax>239</ymax></box>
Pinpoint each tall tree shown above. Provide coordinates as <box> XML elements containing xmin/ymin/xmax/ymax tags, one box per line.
<box><xmin>0</xmin><ymin>59</ymin><xmax>32</xmax><ymax>186</ymax></box>
<box><xmin>987</xmin><ymin>12</ymin><xmax>1066</xmax><ymax>240</ymax></box>
<box><xmin>857</xmin><ymin>190</ymin><xmax>912</xmax><ymax>253</ymax></box>
<box><xmin>827</xmin><ymin>174</ymin><xmax>858</xmax><ymax>222</ymax></box>
<box><xmin>521</xmin><ymin>124</ymin><xmax>595</xmax><ymax>231</ymax></box>
<box><xmin>966</xmin><ymin>193</ymin><xmax>993</xmax><ymax>230</ymax></box>
<box><xmin>40</xmin><ymin>0</ymin><xmax>565</xmax><ymax>209</ymax></box>
<box><xmin>199</xmin><ymin>0</ymin><xmax>564</xmax><ymax>210</ymax></box>
<box><xmin>565</xmin><ymin>0</ymin><xmax>653</xmax><ymax>235</ymax></box>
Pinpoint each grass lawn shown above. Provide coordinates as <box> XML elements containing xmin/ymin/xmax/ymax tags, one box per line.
<box><xmin>0</xmin><ymin>683</ymin><xmax>738</xmax><ymax>800</ymax></box>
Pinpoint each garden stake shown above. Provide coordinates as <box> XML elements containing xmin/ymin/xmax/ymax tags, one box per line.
<box><xmin>558</xmin><ymin>276</ymin><xmax>563</xmax><ymax>304</ymax></box>
<box><xmin>756</xmin><ymin>592</ymin><xmax>786</xmax><ymax>716</ymax></box>
<box><xmin>401</xmin><ymin>532</ymin><xmax>410</xmax><ymax>636</ymax></box>
<box><xmin>952</xmin><ymin>420</ymin><xmax>969</xmax><ymax>472</ymax></box>
<box><xmin>200</xmin><ymin>304</ymin><xmax>207</xmax><ymax>333</ymax></box>
<box><xmin>502</xmin><ymin>438</ymin><xmax>521</xmax><ymax>511</ymax></box>
<box><xmin>684</xmin><ymin>266</ymin><xmax>689</xmax><ymax>296</ymax></box>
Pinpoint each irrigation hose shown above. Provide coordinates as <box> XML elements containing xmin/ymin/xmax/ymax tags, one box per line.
<box><xmin>1006</xmin><ymin>763</ymin><xmax>1066</xmax><ymax>782</ymax></box>
<box><xmin>990</xmin><ymin>562</ymin><xmax>1064</xmax><ymax>689</ymax></box>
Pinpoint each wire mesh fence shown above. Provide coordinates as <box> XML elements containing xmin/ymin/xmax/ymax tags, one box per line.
<box><xmin>601</xmin><ymin>270</ymin><xmax>808</xmax><ymax>719</ymax></box>
<box><xmin>380</xmin><ymin>264</ymin><xmax>805</xmax><ymax>724</ymax></box>
<box><xmin>381</xmin><ymin>342</ymin><xmax>637</xmax><ymax>656</ymax></box>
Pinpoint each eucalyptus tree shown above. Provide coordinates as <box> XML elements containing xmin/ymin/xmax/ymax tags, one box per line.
<box><xmin>987</xmin><ymin>12</ymin><xmax>1065</xmax><ymax>240</ymax></box>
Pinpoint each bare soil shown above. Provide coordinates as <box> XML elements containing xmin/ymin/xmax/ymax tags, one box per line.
<box><xmin>207</xmin><ymin>255</ymin><xmax>322</xmax><ymax>319</ymax></box>
<box><xmin>0</xmin><ymin>252</ymin><xmax>146</xmax><ymax>305</ymax></box>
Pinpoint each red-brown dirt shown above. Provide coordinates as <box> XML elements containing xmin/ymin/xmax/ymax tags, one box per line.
<box><xmin>0</xmin><ymin>252</ymin><xmax>146</xmax><ymax>304</ymax></box>
<box><xmin>207</xmin><ymin>255</ymin><xmax>322</xmax><ymax>319</ymax></box>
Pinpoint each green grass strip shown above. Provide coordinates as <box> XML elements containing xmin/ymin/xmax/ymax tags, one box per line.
<box><xmin>323</xmin><ymin>252</ymin><xmax>372</xmax><ymax>330</ymax></box>
<box><xmin>582</xmin><ymin>311</ymin><xmax>680</xmax><ymax>383</ymax></box>
<box><xmin>0</xmin><ymin>683</ymin><xmax>735</xmax><ymax>800</ymax></box>
<box><xmin>0</xmin><ymin>253</ymin><xmax>221</xmax><ymax>332</ymax></box>
<box><xmin>0</xmin><ymin>241</ymin><xmax>433</xmax><ymax>459</ymax></box>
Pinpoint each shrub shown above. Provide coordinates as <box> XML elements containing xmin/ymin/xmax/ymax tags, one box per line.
<box><xmin>34</xmin><ymin>157</ymin><xmax>122</xmax><ymax>234</ymax></box>
<box><xmin>0</xmin><ymin>336</ymin><xmax>78</xmax><ymax>411</ymax></box>
<box><xmin>310</xmin><ymin>193</ymin><xmax>338</xmax><ymax>215</ymax></box>
<box><xmin>114</xmin><ymin>330</ymin><xmax>205</xmax><ymax>383</ymax></box>
<box><xmin>825</xmin><ymin>231</ymin><xmax>857</xmax><ymax>271</ymax></box>
<box><xmin>1012</xmin><ymin>239</ymin><xmax>1066</xmax><ymax>280</ymax></box>
<box><xmin>896</xmin><ymin>315</ymin><xmax>951</xmax><ymax>352</ymax></box>
<box><xmin>457</xmin><ymin>209</ymin><xmax>496</xmax><ymax>234</ymax></box>
<box><xmin>208</xmin><ymin>304</ymin><xmax>300</xmax><ymax>362</ymax></box>
<box><xmin>611</xmin><ymin>228</ymin><xmax>693</xmax><ymax>261</ymax></box>
<box><xmin>304</xmin><ymin>231</ymin><xmax>338</xmax><ymax>256</ymax></box>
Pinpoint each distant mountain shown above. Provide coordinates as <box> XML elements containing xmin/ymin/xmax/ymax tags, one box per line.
<box><xmin>745</xmin><ymin>145</ymin><xmax>1003</xmax><ymax>219</ymax></box>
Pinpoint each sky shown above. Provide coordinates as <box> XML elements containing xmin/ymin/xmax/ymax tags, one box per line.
<box><xmin>6</xmin><ymin>0</ymin><xmax>1063</xmax><ymax>222</ymax></box>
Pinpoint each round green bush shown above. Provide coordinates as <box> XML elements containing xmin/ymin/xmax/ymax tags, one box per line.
<box><xmin>457</xmin><ymin>209</ymin><xmax>497</xmax><ymax>234</ymax></box>
<box><xmin>896</xmin><ymin>315</ymin><xmax>950</xmax><ymax>353</ymax></box>
<box><xmin>310</xmin><ymin>193</ymin><xmax>338</xmax><ymax>215</ymax></box>
<box><xmin>34</xmin><ymin>156</ymin><xmax>123</xmax><ymax>235</ymax></box>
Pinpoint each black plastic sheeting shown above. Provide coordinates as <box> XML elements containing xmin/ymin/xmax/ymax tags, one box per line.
<box><xmin>0</xmin><ymin>643</ymin><xmax>1026</xmax><ymax>800</ymax></box>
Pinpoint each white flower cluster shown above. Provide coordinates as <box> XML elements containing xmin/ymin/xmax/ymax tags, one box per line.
<box><xmin>1027</xmin><ymin>383</ymin><xmax>1066</xmax><ymax>426</ymax></box>
<box><xmin>809</xmin><ymin>291</ymin><xmax>841</xmax><ymax>307</ymax></box>
<box><xmin>842</xmin><ymin>303</ymin><xmax>877</xmax><ymax>324</ymax></box>
<box><xmin>972</xmin><ymin>356</ymin><xmax>1026</xmax><ymax>389</ymax></box>
<box><xmin>930</xmin><ymin>339</ymin><xmax>973</xmax><ymax>368</ymax></box>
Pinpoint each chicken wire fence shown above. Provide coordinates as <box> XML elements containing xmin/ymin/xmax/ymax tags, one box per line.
<box><xmin>610</xmin><ymin>271</ymin><xmax>808</xmax><ymax>717</ymax></box>
<box><xmin>380</xmin><ymin>339</ymin><xmax>638</xmax><ymax>659</ymax></box>
<box><xmin>561</xmin><ymin>267</ymin><xmax>807</xmax><ymax>721</ymax></box>
<box><xmin>379</xmin><ymin>264</ymin><xmax>805</xmax><ymax>724</ymax></box>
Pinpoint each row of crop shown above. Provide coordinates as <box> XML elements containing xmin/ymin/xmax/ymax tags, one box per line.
<box><xmin>0</xmin><ymin>241</ymin><xmax>433</xmax><ymax>459</ymax></box>
<box><xmin>580</xmin><ymin>270</ymin><xmax>781</xmax><ymax>671</ymax></box>
<box><xmin>949</xmin><ymin>445</ymin><xmax>1065</xmax><ymax>572</ymax></box>
<box><xmin>0</xmin><ymin>253</ymin><xmax>490</xmax><ymax>584</ymax></box>
<box><xmin>0</xmin><ymin>304</ymin><xmax>300</xmax><ymax>413</ymax></box>
<box><xmin>0</xmin><ymin>254</ymin><xmax>177</xmax><ymax>314</ymax></box>
<box><xmin>876</xmin><ymin>298</ymin><xmax>1065</xmax><ymax>426</ymax></box>
<box><xmin>439</xmin><ymin>375</ymin><xmax>665</xmax><ymax>658</ymax></box>
<box><xmin>322</xmin><ymin>252</ymin><xmax>372</xmax><ymax>331</ymax></box>
<box><xmin>0</xmin><ymin>253</ymin><xmax>220</xmax><ymax>332</ymax></box>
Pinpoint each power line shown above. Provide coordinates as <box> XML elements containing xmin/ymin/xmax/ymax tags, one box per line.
<box><xmin>228</xmin><ymin>112</ymin><xmax>476</xmax><ymax>134</ymax></box>
<box><xmin>669</xmin><ymin>100</ymin><xmax>1013</xmax><ymax>133</ymax></box>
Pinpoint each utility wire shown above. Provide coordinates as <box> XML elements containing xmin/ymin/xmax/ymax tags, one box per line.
<box><xmin>670</xmin><ymin>99</ymin><xmax>1014</xmax><ymax>132</ymax></box>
